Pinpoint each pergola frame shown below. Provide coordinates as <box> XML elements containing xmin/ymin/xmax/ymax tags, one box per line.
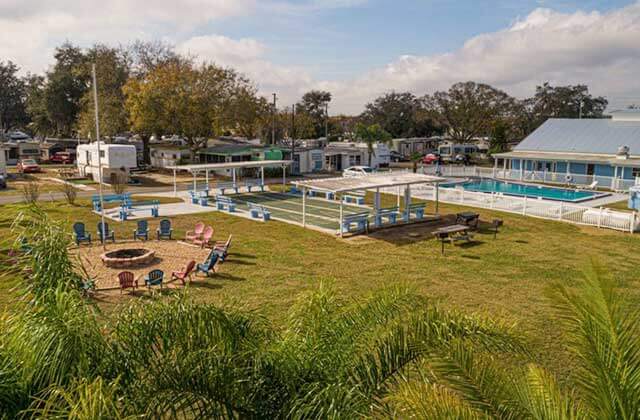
<box><xmin>166</xmin><ymin>160</ymin><xmax>292</xmax><ymax>196</ymax></box>
<box><xmin>292</xmin><ymin>172</ymin><xmax>445</xmax><ymax>236</ymax></box>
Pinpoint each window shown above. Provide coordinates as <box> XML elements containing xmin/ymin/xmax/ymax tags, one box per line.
<box><xmin>632</xmin><ymin>168</ymin><xmax>640</xmax><ymax>178</ymax></box>
<box><xmin>99</xmin><ymin>150</ymin><xmax>105</xmax><ymax>158</ymax></box>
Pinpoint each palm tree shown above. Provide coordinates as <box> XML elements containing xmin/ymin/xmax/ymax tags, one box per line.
<box><xmin>354</xmin><ymin>123</ymin><xmax>391</xmax><ymax>167</ymax></box>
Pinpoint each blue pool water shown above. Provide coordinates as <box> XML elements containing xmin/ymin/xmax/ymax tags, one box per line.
<box><xmin>445</xmin><ymin>179</ymin><xmax>604</xmax><ymax>202</ymax></box>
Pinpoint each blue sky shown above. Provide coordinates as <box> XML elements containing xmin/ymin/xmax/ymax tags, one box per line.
<box><xmin>2</xmin><ymin>0</ymin><xmax>640</xmax><ymax>113</ymax></box>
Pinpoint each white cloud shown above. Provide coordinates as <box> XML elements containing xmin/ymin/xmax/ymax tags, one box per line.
<box><xmin>325</xmin><ymin>3</ymin><xmax>640</xmax><ymax>113</ymax></box>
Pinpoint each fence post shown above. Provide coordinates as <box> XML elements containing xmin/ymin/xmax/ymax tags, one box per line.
<box><xmin>522</xmin><ymin>196</ymin><xmax>527</xmax><ymax>215</ymax></box>
<box><xmin>559</xmin><ymin>202</ymin><xmax>563</xmax><ymax>220</ymax></box>
<box><xmin>597</xmin><ymin>207</ymin><xmax>603</xmax><ymax>228</ymax></box>
<box><xmin>630</xmin><ymin>212</ymin><xmax>636</xmax><ymax>233</ymax></box>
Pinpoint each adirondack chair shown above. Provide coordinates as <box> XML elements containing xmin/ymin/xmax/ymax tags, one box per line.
<box><xmin>196</xmin><ymin>250</ymin><xmax>219</xmax><ymax>276</ymax></box>
<box><xmin>156</xmin><ymin>219</ymin><xmax>172</xmax><ymax>240</ymax></box>
<box><xmin>118</xmin><ymin>271</ymin><xmax>138</xmax><ymax>294</ymax></box>
<box><xmin>144</xmin><ymin>269</ymin><xmax>164</xmax><ymax>289</ymax></box>
<box><xmin>133</xmin><ymin>220</ymin><xmax>149</xmax><ymax>241</ymax></box>
<box><xmin>171</xmin><ymin>260</ymin><xmax>196</xmax><ymax>285</ymax></box>
<box><xmin>213</xmin><ymin>234</ymin><xmax>232</xmax><ymax>262</ymax></box>
<box><xmin>193</xmin><ymin>226</ymin><xmax>214</xmax><ymax>248</ymax></box>
<box><xmin>73</xmin><ymin>222</ymin><xmax>91</xmax><ymax>245</ymax></box>
<box><xmin>97</xmin><ymin>222</ymin><xmax>115</xmax><ymax>243</ymax></box>
<box><xmin>185</xmin><ymin>222</ymin><xmax>205</xmax><ymax>243</ymax></box>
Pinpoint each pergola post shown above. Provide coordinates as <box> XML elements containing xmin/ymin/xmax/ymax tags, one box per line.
<box><xmin>374</xmin><ymin>188</ymin><xmax>381</xmax><ymax>212</ymax></box>
<box><xmin>232</xmin><ymin>168</ymin><xmax>236</xmax><ymax>189</ymax></box>
<box><xmin>404</xmin><ymin>184</ymin><xmax>411</xmax><ymax>211</ymax></box>
<box><xmin>282</xmin><ymin>165</ymin><xmax>286</xmax><ymax>189</ymax></box>
<box><xmin>173</xmin><ymin>169</ymin><xmax>177</xmax><ymax>197</ymax></box>
<box><xmin>205</xmin><ymin>169</ymin><xmax>209</xmax><ymax>192</ymax></box>
<box><xmin>396</xmin><ymin>186</ymin><xmax>400</xmax><ymax>208</ymax></box>
<box><xmin>192</xmin><ymin>171</ymin><xmax>197</xmax><ymax>193</ymax></box>
<box><xmin>261</xmin><ymin>166</ymin><xmax>265</xmax><ymax>187</ymax></box>
<box><xmin>339</xmin><ymin>197</ymin><xmax>344</xmax><ymax>237</ymax></box>
<box><xmin>435</xmin><ymin>182</ymin><xmax>440</xmax><ymax>215</ymax></box>
<box><xmin>302</xmin><ymin>187</ymin><xmax>307</xmax><ymax>227</ymax></box>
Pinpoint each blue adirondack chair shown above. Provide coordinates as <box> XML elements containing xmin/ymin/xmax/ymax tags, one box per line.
<box><xmin>97</xmin><ymin>222</ymin><xmax>115</xmax><ymax>243</ymax></box>
<box><xmin>144</xmin><ymin>269</ymin><xmax>164</xmax><ymax>289</ymax></box>
<box><xmin>196</xmin><ymin>249</ymin><xmax>219</xmax><ymax>276</ymax></box>
<box><xmin>73</xmin><ymin>222</ymin><xmax>91</xmax><ymax>245</ymax></box>
<box><xmin>133</xmin><ymin>220</ymin><xmax>149</xmax><ymax>241</ymax></box>
<box><xmin>156</xmin><ymin>219</ymin><xmax>172</xmax><ymax>240</ymax></box>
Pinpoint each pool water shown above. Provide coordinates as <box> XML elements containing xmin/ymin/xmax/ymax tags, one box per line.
<box><xmin>446</xmin><ymin>179</ymin><xmax>604</xmax><ymax>202</ymax></box>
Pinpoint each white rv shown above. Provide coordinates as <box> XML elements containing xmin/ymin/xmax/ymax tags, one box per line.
<box><xmin>77</xmin><ymin>142</ymin><xmax>137</xmax><ymax>183</ymax></box>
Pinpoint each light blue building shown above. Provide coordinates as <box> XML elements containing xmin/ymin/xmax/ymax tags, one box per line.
<box><xmin>494</xmin><ymin>111</ymin><xmax>640</xmax><ymax>190</ymax></box>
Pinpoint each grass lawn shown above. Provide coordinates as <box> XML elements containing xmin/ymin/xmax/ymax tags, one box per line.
<box><xmin>605</xmin><ymin>199</ymin><xmax>633</xmax><ymax>212</ymax></box>
<box><xmin>1</xmin><ymin>194</ymin><xmax>639</xmax><ymax>385</ymax></box>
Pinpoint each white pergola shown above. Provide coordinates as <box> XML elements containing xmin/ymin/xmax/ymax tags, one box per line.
<box><xmin>166</xmin><ymin>160</ymin><xmax>292</xmax><ymax>196</ymax></box>
<box><xmin>292</xmin><ymin>172</ymin><xmax>446</xmax><ymax>235</ymax></box>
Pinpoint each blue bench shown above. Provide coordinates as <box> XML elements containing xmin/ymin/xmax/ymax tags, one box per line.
<box><xmin>289</xmin><ymin>186</ymin><xmax>302</xmax><ymax>195</ymax></box>
<box><xmin>215</xmin><ymin>195</ymin><xmax>236</xmax><ymax>212</ymax></box>
<box><xmin>248</xmin><ymin>203</ymin><xmax>271</xmax><ymax>221</ymax></box>
<box><xmin>341</xmin><ymin>211</ymin><xmax>370</xmax><ymax>234</ymax></box>
<box><xmin>119</xmin><ymin>200</ymin><xmax>159</xmax><ymax>220</ymax></box>
<box><xmin>374</xmin><ymin>206</ymin><xmax>399</xmax><ymax>227</ymax></box>
<box><xmin>308</xmin><ymin>190</ymin><xmax>335</xmax><ymax>200</ymax></box>
<box><xmin>245</xmin><ymin>181</ymin><xmax>265</xmax><ymax>193</ymax></box>
<box><xmin>217</xmin><ymin>182</ymin><xmax>238</xmax><ymax>195</ymax></box>
<box><xmin>92</xmin><ymin>193</ymin><xmax>130</xmax><ymax>211</ymax></box>
<box><xmin>343</xmin><ymin>194</ymin><xmax>365</xmax><ymax>205</ymax></box>
<box><xmin>189</xmin><ymin>190</ymin><xmax>209</xmax><ymax>204</ymax></box>
<box><xmin>403</xmin><ymin>203</ymin><xmax>426</xmax><ymax>222</ymax></box>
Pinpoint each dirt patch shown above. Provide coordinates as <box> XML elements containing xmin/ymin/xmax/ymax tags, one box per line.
<box><xmin>74</xmin><ymin>240</ymin><xmax>211</xmax><ymax>290</ymax></box>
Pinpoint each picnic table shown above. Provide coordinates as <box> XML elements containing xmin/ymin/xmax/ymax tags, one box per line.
<box><xmin>433</xmin><ymin>224</ymin><xmax>474</xmax><ymax>254</ymax></box>
<box><xmin>456</xmin><ymin>212</ymin><xmax>480</xmax><ymax>228</ymax></box>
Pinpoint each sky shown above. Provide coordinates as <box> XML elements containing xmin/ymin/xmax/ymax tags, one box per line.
<box><xmin>1</xmin><ymin>0</ymin><xmax>640</xmax><ymax>114</ymax></box>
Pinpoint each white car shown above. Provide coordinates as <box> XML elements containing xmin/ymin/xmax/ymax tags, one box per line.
<box><xmin>343</xmin><ymin>166</ymin><xmax>374</xmax><ymax>177</ymax></box>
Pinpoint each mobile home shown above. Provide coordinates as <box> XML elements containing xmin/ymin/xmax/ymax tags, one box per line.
<box><xmin>76</xmin><ymin>142</ymin><xmax>137</xmax><ymax>183</ymax></box>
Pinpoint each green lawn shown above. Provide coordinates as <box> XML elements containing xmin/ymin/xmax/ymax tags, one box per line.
<box><xmin>1</xmin><ymin>194</ymin><xmax>639</xmax><ymax>384</ymax></box>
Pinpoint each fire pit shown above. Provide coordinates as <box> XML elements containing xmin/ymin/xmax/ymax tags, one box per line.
<box><xmin>101</xmin><ymin>248</ymin><xmax>155</xmax><ymax>268</ymax></box>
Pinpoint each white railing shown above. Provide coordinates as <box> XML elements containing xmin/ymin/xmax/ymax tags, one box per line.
<box><xmin>408</xmin><ymin>185</ymin><xmax>639</xmax><ymax>233</ymax></box>
<box><xmin>421</xmin><ymin>165</ymin><xmax>640</xmax><ymax>192</ymax></box>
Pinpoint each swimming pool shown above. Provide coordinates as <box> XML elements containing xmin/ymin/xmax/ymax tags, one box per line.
<box><xmin>444</xmin><ymin>179</ymin><xmax>606</xmax><ymax>202</ymax></box>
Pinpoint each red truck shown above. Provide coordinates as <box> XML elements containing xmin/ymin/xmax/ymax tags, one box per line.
<box><xmin>49</xmin><ymin>152</ymin><xmax>76</xmax><ymax>164</ymax></box>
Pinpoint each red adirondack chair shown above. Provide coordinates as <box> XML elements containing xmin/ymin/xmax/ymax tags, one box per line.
<box><xmin>171</xmin><ymin>260</ymin><xmax>196</xmax><ymax>285</ymax></box>
<box><xmin>118</xmin><ymin>271</ymin><xmax>138</xmax><ymax>294</ymax></box>
<box><xmin>193</xmin><ymin>226</ymin><xmax>214</xmax><ymax>248</ymax></box>
<box><xmin>186</xmin><ymin>222</ymin><xmax>205</xmax><ymax>243</ymax></box>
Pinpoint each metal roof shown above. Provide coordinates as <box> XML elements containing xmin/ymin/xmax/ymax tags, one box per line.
<box><xmin>166</xmin><ymin>160</ymin><xmax>291</xmax><ymax>172</ymax></box>
<box><xmin>514</xmin><ymin>118</ymin><xmax>640</xmax><ymax>156</ymax></box>
<box><xmin>292</xmin><ymin>172</ymin><xmax>445</xmax><ymax>193</ymax></box>
<box><xmin>493</xmin><ymin>151</ymin><xmax>640</xmax><ymax>167</ymax></box>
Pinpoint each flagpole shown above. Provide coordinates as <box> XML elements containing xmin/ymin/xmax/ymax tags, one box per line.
<box><xmin>92</xmin><ymin>64</ymin><xmax>107</xmax><ymax>251</ymax></box>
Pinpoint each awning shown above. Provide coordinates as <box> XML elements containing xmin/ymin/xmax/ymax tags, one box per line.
<box><xmin>292</xmin><ymin>172</ymin><xmax>445</xmax><ymax>193</ymax></box>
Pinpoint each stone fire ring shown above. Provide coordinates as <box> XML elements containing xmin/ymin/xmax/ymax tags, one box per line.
<box><xmin>100</xmin><ymin>248</ymin><xmax>156</xmax><ymax>268</ymax></box>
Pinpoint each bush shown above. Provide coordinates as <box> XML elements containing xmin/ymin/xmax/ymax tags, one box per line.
<box><xmin>59</xmin><ymin>176</ymin><xmax>78</xmax><ymax>205</ymax></box>
<box><xmin>21</xmin><ymin>181</ymin><xmax>40</xmax><ymax>204</ymax></box>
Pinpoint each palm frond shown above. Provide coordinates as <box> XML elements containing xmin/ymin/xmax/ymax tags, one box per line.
<box><xmin>389</xmin><ymin>382</ymin><xmax>489</xmax><ymax>419</ymax></box>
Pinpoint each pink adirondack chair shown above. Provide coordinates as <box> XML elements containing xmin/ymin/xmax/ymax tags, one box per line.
<box><xmin>193</xmin><ymin>226</ymin><xmax>214</xmax><ymax>248</ymax></box>
<box><xmin>186</xmin><ymin>222</ymin><xmax>205</xmax><ymax>243</ymax></box>
<box><xmin>171</xmin><ymin>260</ymin><xmax>196</xmax><ymax>285</ymax></box>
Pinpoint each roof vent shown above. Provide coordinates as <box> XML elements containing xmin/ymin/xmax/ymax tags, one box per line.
<box><xmin>616</xmin><ymin>145</ymin><xmax>630</xmax><ymax>160</ymax></box>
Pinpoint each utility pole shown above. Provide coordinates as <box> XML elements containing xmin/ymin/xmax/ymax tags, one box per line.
<box><xmin>272</xmin><ymin>93</ymin><xmax>277</xmax><ymax>145</ymax></box>
<box><xmin>324</xmin><ymin>102</ymin><xmax>329</xmax><ymax>139</ymax></box>
<box><xmin>291</xmin><ymin>104</ymin><xmax>296</xmax><ymax>174</ymax></box>
<box><xmin>92</xmin><ymin>64</ymin><xmax>107</xmax><ymax>251</ymax></box>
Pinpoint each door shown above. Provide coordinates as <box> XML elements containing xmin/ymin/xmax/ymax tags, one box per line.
<box><xmin>587</xmin><ymin>164</ymin><xmax>595</xmax><ymax>176</ymax></box>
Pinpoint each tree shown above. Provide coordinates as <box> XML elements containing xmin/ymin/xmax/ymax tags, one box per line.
<box><xmin>43</xmin><ymin>43</ymin><xmax>89</xmax><ymax>137</ymax></box>
<box><xmin>361</xmin><ymin>91</ymin><xmax>439</xmax><ymax>138</ymax></box>
<box><xmin>424</xmin><ymin>81</ymin><xmax>518</xmax><ymax>142</ymax></box>
<box><xmin>296</xmin><ymin>90</ymin><xmax>331</xmax><ymax>138</ymax></box>
<box><xmin>124</xmin><ymin>61</ymin><xmax>240</xmax><ymax>161</ymax></box>
<box><xmin>525</xmin><ymin>82</ymin><xmax>608</xmax><ymax>130</ymax></box>
<box><xmin>0</xmin><ymin>61</ymin><xmax>28</xmax><ymax>133</ymax></box>
<box><xmin>24</xmin><ymin>74</ymin><xmax>53</xmax><ymax>138</ymax></box>
<box><xmin>225</xmin><ymin>86</ymin><xmax>270</xmax><ymax>139</ymax></box>
<box><xmin>354</xmin><ymin>123</ymin><xmax>391</xmax><ymax>166</ymax></box>
<box><xmin>76</xmin><ymin>45</ymin><xmax>130</xmax><ymax>139</ymax></box>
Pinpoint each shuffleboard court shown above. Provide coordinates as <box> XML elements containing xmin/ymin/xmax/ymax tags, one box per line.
<box><xmin>230</xmin><ymin>191</ymin><xmax>371</xmax><ymax>232</ymax></box>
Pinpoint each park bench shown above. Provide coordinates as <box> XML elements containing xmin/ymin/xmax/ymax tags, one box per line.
<box><xmin>215</xmin><ymin>195</ymin><xmax>236</xmax><ymax>212</ymax></box>
<box><xmin>342</xmin><ymin>192</ymin><xmax>366</xmax><ymax>205</ymax></box>
<box><xmin>92</xmin><ymin>193</ymin><xmax>130</xmax><ymax>211</ymax></box>
<box><xmin>341</xmin><ymin>211</ymin><xmax>370</xmax><ymax>234</ymax></box>
<box><xmin>248</xmin><ymin>203</ymin><xmax>271</xmax><ymax>221</ymax></box>
<box><xmin>119</xmin><ymin>200</ymin><xmax>159</xmax><ymax>221</ymax></box>
<box><xmin>403</xmin><ymin>202</ymin><xmax>426</xmax><ymax>222</ymax></box>
<box><xmin>245</xmin><ymin>180</ymin><xmax>265</xmax><ymax>193</ymax></box>
<box><xmin>216</xmin><ymin>182</ymin><xmax>238</xmax><ymax>195</ymax></box>
<box><xmin>374</xmin><ymin>206</ymin><xmax>400</xmax><ymax>227</ymax></box>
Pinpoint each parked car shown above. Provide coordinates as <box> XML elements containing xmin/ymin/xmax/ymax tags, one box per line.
<box><xmin>49</xmin><ymin>152</ymin><xmax>76</xmax><ymax>164</ymax></box>
<box><xmin>17</xmin><ymin>159</ymin><xmax>41</xmax><ymax>173</ymax></box>
<box><xmin>422</xmin><ymin>153</ymin><xmax>440</xmax><ymax>164</ymax></box>
<box><xmin>389</xmin><ymin>151</ymin><xmax>408</xmax><ymax>162</ymax></box>
<box><xmin>343</xmin><ymin>166</ymin><xmax>374</xmax><ymax>177</ymax></box>
<box><xmin>0</xmin><ymin>174</ymin><xmax>6</xmax><ymax>189</ymax></box>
